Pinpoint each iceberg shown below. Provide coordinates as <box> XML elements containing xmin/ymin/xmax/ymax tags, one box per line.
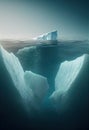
<box><xmin>16</xmin><ymin>32</ymin><xmax>89</xmax><ymax>112</ymax></box>
<box><xmin>17</xmin><ymin>33</ymin><xmax>89</xmax><ymax>99</ymax></box>
<box><xmin>0</xmin><ymin>31</ymin><xmax>89</xmax><ymax>129</ymax></box>
<box><xmin>0</xmin><ymin>45</ymin><xmax>49</xmax><ymax>111</ymax></box>
<box><xmin>33</xmin><ymin>30</ymin><xmax>58</xmax><ymax>40</ymax></box>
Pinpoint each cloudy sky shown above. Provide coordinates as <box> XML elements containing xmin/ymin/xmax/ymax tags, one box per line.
<box><xmin>0</xmin><ymin>0</ymin><xmax>88</xmax><ymax>40</ymax></box>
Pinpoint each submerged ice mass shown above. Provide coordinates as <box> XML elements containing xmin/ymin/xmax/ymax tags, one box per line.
<box><xmin>0</xmin><ymin>45</ymin><xmax>48</xmax><ymax>111</ymax></box>
<box><xmin>50</xmin><ymin>54</ymin><xmax>88</xmax><ymax>109</ymax></box>
<box><xmin>55</xmin><ymin>55</ymin><xmax>85</xmax><ymax>92</ymax></box>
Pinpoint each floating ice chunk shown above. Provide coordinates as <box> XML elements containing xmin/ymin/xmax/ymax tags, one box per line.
<box><xmin>33</xmin><ymin>31</ymin><xmax>58</xmax><ymax>40</ymax></box>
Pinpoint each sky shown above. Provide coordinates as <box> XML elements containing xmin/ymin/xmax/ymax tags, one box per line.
<box><xmin>0</xmin><ymin>0</ymin><xmax>88</xmax><ymax>40</ymax></box>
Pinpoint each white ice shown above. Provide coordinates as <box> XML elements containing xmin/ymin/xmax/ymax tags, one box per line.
<box><xmin>0</xmin><ymin>45</ymin><xmax>49</xmax><ymax>111</ymax></box>
<box><xmin>33</xmin><ymin>30</ymin><xmax>58</xmax><ymax>40</ymax></box>
<box><xmin>50</xmin><ymin>54</ymin><xmax>87</xmax><ymax>103</ymax></box>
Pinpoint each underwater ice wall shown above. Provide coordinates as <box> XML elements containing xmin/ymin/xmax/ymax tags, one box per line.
<box><xmin>50</xmin><ymin>54</ymin><xmax>89</xmax><ymax>110</ymax></box>
<box><xmin>0</xmin><ymin>45</ymin><xmax>48</xmax><ymax>111</ymax></box>
<box><xmin>55</xmin><ymin>55</ymin><xmax>85</xmax><ymax>92</ymax></box>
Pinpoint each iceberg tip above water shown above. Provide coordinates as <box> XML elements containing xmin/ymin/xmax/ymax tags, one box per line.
<box><xmin>33</xmin><ymin>30</ymin><xmax>58</xmax><ymax>41</ymax></box>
